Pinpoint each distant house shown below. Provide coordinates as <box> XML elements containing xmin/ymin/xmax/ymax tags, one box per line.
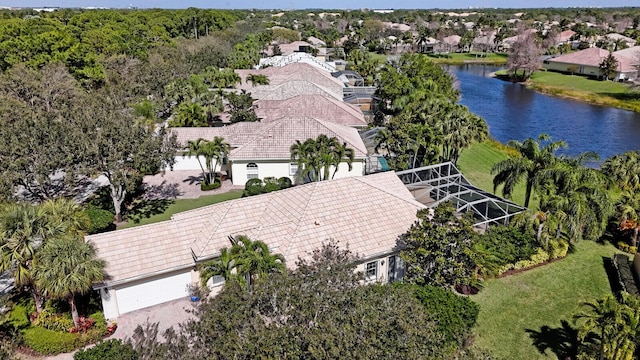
<box><xmin>557</xmin><ymin>30</ymin><xmax>576</xmax><ymax>46</ymax></box>
<box><xmin>605</xmin><ymin>33</ymin><xmax>637</xmax><ymax>48</ymax></box>
<box><xmin>170</xmin><ymin>116</ymin><xmax>368</xmax><ymax>186</ymax></box>
<box><xmin>89</xmin><ymin>171</ymin><xmax>420</xmax><ymax>319</ymax></box>
<box><xmin>614</xmin><ymin>46</ymin><xmax>640</xmax><ymax>62</ymax></box>
<box><xmin>544</xmin><ymin>47</ymin><xmax>638</xmax><ymax>80</ymax></box>
<box><xmin>255</xmin><ymin>94</ymin><xmax>368</xmax><ymax>128</ymax></box>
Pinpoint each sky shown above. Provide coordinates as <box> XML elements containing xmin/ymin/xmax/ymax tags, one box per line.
<box><xmin>3</xmin><ymin>0</ymin><xmax>640</xmax><ymax>9</ymax></box>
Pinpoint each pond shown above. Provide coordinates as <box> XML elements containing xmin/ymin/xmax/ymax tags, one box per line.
<box><xmin>450</xmin><ymin>64</ymin><xmax>640</xmax><ymax>161</ymax></box>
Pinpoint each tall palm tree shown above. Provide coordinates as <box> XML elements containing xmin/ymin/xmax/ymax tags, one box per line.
<box><xmin>184</xmin><ymin>137</ymin><xmax>230</xmax><ymax>185</ymax></box>
<box><xmin>330</xmin><ymin>141</ymin><xmax>355</xmax><ymax>179</ymax></box>
<box><xmin>33</xmin><ymin>236</ymin><xmax>105</xmax><ymax>327</ymax></box>
<box><xmin>491</xmin><ymin>133</ymin><xmax>567</xmax><ymax>208</ymax></box>
<box><xmin>199</xmin><ymin>247</ymin><xmax>235</xmax><ymax>287</ymax></box>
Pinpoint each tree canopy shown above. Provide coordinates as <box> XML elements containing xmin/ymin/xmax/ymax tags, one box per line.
<box><xmin>132</xmin><ymin>241</ymin><xmax>468</xmax><ymax>359</ymax></box>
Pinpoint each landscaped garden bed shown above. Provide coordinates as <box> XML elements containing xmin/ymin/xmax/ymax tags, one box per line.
<box><xmin>5</xmin><ymin>294</ymin><xmax>116</xmax><ymax>356</ymax></box>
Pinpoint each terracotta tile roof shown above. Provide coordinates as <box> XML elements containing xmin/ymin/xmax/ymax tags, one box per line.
<box><xmin>229</xmin><ymin>116</ymin><xmax>368</xmax><ymax>160</ymax></box>
<box><xmin>558</xmin><ymin>30</ymin><xmax>575</xmax><ymax>42</ymax></box>
<box><xmin>170</xmin><ymin>117</ymin><xmax>368</xmax><ymax>160</ymax></box>
<box><xmin>235</xmin><ymin>63</ymin><xmax>343</xmax><ymax>92</ymax></box>
<box><xmin>169</xmin><ymin>122</ymin><xmax>269</xmax><ymax>148</ymax></box>
<box><xmin>255</xmin><ymin>95</ymin><xmax>367</xmax><ymax>127</ymax></box>
<box><xmin>613</xmin><ymin>46</ymin><xmax>640</xmax><ymax>61</ymax></box>
<box><xmin>248</xmin><ymin>80</ymin><xmax>343</xmax><ymax>101</ymax></box>
<box><xmin>548</xmin><ymin>47</ymin><xmax>638</xmax><ymax>72</ymax></box>
<box><xmin>87</xmin><ymin>172</ymin><xmax>424</xmax><ymax>284</ymax></box>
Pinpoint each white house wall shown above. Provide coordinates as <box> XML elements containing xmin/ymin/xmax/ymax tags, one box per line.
<box><xmin>172</xmin><ymin>155</ymin><xmax>223</xmax><ymax>172</ymax></box>
<box><xmin>356</xmin><ymin>254</ymin><xmax>405</xmax><ymax>284</ymax></box>
<box><xmin>101</xmin><ymin>270</ymin><xmax>193</xmax><ymax>319</ymax></box>
<box><xmin>230</xmin><ymin>159</ymin><xmax>365</xmax><ymax>186</ymax></box>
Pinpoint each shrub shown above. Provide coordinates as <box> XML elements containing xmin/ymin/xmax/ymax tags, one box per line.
<box><xmin>22</xmin><ymin>326</ymin><xmax>79</xmax><ymax>355</ymax></box>
<box><xmin>200</xmin><ymin>181</ymin><xmax>221</xmax><ymax>191</ymax></box>
<box><xmin>262</xmin><ymin>177</ymin><xmax>280</xmax><ymax>193</ymax></box>
<box><xmin>616</xmin><ymin>241</ymin><xmax>637</xmax><ymax>254</ymax></box>
<box><xmin>278</xmin><ymin>176</ymin><xmax>293</xmax><ymax>189</ymax></box>
<box><xmin>548</xmin><ymin>239</ymin><xmax>569</xmax><ymax>259</ymax></box>
<box><xmin>408</xmin><ymin>284</ymin><xmax>479</xmax><ymax>346</ymax></box>
<box><xmin>32</xmin><ymin>309</ymin><xmax>75</xmax><ymax>333</ymax></box>
<box><xmin>86</xmin><ymin>206</ymin><xmax>115</xmax><ymax>234</ymax></box>
<box><xmin>74</xmin><ymin>339</ymin><xmax>138</xmax><ymax>360</ymax></box>
<box><xmin>7</xmin><ymin>301</ymin><xmax>32</xmax><ymax>330</ymax></box>
<box><xmin>613</xmin><ymin>254</ymin><xmax>639</xmax><ymax>295</ymax></box>
<box><xmin>474</xmin><ymin>224</ymin><xmax>537</xmax><ymax>277</ymax></box>
<box><xmin>243</xmin><ymin>178</ymin><xmax>264</xmax><ymax>196</ymax></box>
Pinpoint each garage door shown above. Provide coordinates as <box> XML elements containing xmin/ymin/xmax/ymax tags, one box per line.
<box><xmin>115</xmin><ymin>271</ymin><xmax>192</xmax><ymax>315</ymax></box>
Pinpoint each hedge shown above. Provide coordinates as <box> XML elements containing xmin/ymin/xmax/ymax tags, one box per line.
<box><xmin>200</xmin><ymin>181</ymin><xmax>221</xmax><ymax>191</ymax></box>
<box><xmin>74</xmin><ymin>339</ymin><xmax>138</xmax><ymax>360</ymax></box>
<box><xmin>408</xmin><ymin>284</ymin><xmax>479</xmax><ymax>346</ymax></box>
<box><xmin>86</xmin><ymin>206</ymin><xmax>115</xmax><ymax>234</ymax></box>
<box><xmin>22</xmin><ymin>327</ymin><xmax>79</xmax><ymax>355</ymax></box>
<box><xmin>613</xmin><ymin>254</ymin><xmax>639</xmax><ymax>295</ymax></box>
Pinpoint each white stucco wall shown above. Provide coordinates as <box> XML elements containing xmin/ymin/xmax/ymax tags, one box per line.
<box><xmin>100</xmin><ymin>270</ymin><xmax>193</xmax><ymax>320</ymax></box>
<box><xmin>356</xmin><ymin>254</ymin><xmax>405</xmax><ymax>284</ymax></box>
<box><xmin>172</xmin><ymin>155</ymin><xmax>224</xmax><ymax>172</ymax></box>
<box><xmin>230</xmin><ymin>159</ymin><xmax>365</xmax><ymax>186</ymax></box>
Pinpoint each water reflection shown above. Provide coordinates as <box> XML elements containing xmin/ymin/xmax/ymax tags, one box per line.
<box><xmin>450</xmin><ymin>65</ymin><xmax>640</xmax><ymax>161</ymax></box>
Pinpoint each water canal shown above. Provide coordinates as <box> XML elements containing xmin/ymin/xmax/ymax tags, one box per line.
<box><xmin>450</xmin><ymin>64</ymin><xmax>640</xmax><ymax>161</ymax></box>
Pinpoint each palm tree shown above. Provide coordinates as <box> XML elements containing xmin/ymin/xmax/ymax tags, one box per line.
<box><xmin>574</xmin><ymin>293</ymin><xmax>640</xmax><ymax>360</ymax></box>
<box><xmin>230</xmin><ymin>235</ymin><xmax>285</xmax><ymax>287</ymax></box>
<box><xmin>199</xmin><ymin>247</ymin><xmax>235</xmax><ymax>287</ymax></box>
<box><xmin>39</xmin><ymin>198</ymin><xmax>90</xmax><ymax>237</ymax></box>
<box><xmin>330</xmin><ymin>141</ymin><xmax>355</xmax><ymax>179</ymax></box>
<box><xmin>539</xmin><ymin>160</ymin><xmax>613</xmax><ymax>242</ymax></box>
<box><xmin>170</xmin><ymin>102</ymin><xmax>207</xmax><ymax>127</ymax></box>
<box><xmin>491</xmin><ymin>133</ymin><xmax>567</xmax><ymax>208</ymax></box>
<box><xmin>601</xmin><ymin>151</ymin><xmax>640</xmax><ymax>192</ymax></box>
<box><xmin>184</xmin><ymin>137</ymin><xmax>230</xmax><ymax>185</ymax></box>
<box><xmin>185</xmin><ymin>138</ymin><xmax>209</xmax><ymax>183</ymax></box>
<box><xmin>291</xmin><ymin>135</ymin><xmax>356</xmax><ymax>182</ymax></box>
<box><xmin>246</xmin><ymin>74</ymin><xmax>269</xmax><ymax>87</ymax></box>
<box><xmin>33</xmin><ymin>236</ymin><xmax>105</xmax><ymax>327</ymax></box>
<box><xmin>0</xmin><ymin>203</ymin><xmax>47</xmax><ymax>309</ymax></box>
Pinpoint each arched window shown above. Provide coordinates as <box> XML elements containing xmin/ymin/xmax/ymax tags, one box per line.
<box><xmin>246</xmin><ymin>163</ymin><xmax>259</xmax><ymax>179</ymax></box>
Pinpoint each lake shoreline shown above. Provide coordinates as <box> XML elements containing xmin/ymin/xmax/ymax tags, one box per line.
<box><xmin>490</xmin><ymin>70</ymin><xmax>640</xmax><ymax>113</ymax></box>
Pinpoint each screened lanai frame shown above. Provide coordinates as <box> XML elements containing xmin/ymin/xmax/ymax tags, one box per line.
<box><xmin>395</xmin><ymin>162</ymin><xmax>526</xmax><ymax>228</ymax></box>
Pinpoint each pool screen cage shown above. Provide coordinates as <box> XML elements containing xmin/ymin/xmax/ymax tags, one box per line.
<box><xmin>396</xmin><ymin>162</ymin><xmax>526</xmax><ymax>229</ymax></box>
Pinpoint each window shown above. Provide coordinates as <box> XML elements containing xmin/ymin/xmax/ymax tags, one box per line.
<box><xmin>289</xmin><ymin>163</ymin><xmax>299</xmax><ymax>177</ymax></box>
<box><xmin>365</xmin><ymin>261</ymin><xmax>378</xmax><ymax>280</ymax></box>
<box><xmin>246</xmin><ymin>163</ymin><xmax>258</xmax><ymax>180</ymax></box>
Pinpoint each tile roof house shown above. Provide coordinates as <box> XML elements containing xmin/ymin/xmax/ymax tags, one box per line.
<box><xmin>235</xmin><ymin>63</ymin><xmax>344</xmax><ymax>99</ymax></box>
<box><xmin>254</xmin><ymin>95</ymin><xmax>368</xmax><ymax>128</ymax></box>
<box><xmin>605</xmin><ymin>33</ymin><xmax>637</xmax><ymax>48</ymax></box>
<box><xmin>89</xmin><ymin>171</ymin><xmax>422</xmax><ymax>319</ymax></box>
<box><xmin>170</xmin><ymin>116</ymin><xmax>368</xmax><ymax>186</ymax></box>
<box><xmin>614</xmin><ymin>46</ymin><xmax>640</xmax><ymax>61</ymax></box>
<box><xmin>544</xmin><ymin>47</ymin><xmax>639</xmax><ymax>80</ymax></box>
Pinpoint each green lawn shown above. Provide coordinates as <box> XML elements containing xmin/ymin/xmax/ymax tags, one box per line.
<box><xmin>471</xmin><ymin>241</ymin><xmax>624</xmax><ymax>359</ymax></box>
<box><xmin>526</xmin><ymin>71</ymin><xmax>640</xmax><ymax>112</ymax></box>
<box><xmin>119</xmin><ymin>190</ymin><xmax>243</xmax><ymax>229</ymax></box>
<box><xmin>425</xmin><ymin>52</ymin><xmax>508</xmax><ymax>64</ymax></box>
<box><xmin>530</xmin><ymin>71</ymin><xmax>631</xmax><ymax>94</ymax></box>
<box><xmin>457</xmin><ymin>141</ymin><xmax>538</xmax><ymax>210</ymax></box>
